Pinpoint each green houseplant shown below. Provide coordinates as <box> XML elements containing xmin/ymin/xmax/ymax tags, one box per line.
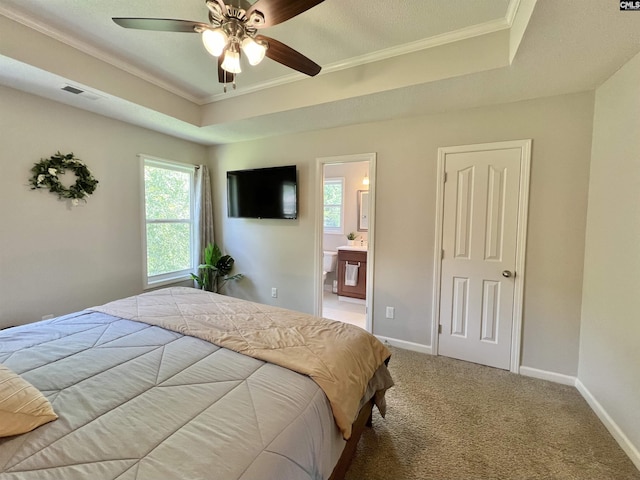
<box><xmin>346</xmin><ymin>232</ymin><xmax>359</xmax><ymax>245</ymax></box>
<box><xmin>191</xmin><ymin>243</ymin><xmax>243</xmax><ymax>293</ymax></box>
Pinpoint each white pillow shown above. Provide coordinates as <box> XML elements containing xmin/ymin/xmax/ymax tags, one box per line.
<box><xmin>0</xmin><ymin>364</ymin><xmax>58</xmax><ymax>437</ymax></box>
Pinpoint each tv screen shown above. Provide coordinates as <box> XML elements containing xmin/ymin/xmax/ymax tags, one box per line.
<box><xmin>227</xmin><ymin>165</ymin><xmax>298</xmax><ymax>219</ymax></box>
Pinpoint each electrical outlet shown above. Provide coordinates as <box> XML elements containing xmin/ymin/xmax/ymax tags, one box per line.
<box><xmin>385</xmin><ymin>306</ymin><xmax>395</xmax><ymax>319</ymax></box>
<box><xmin>271</xmin><ymin>287</ymin><xmax>278</xmax><ymax>298</ymax></box>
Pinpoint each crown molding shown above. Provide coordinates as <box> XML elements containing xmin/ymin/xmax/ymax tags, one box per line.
<box><xmin>2</xmin><ymin>0</ymin><xmax>519</xmax><ymax>106</ymax></box>
<box><xmin>506</xmin><ymin>0</ymin><xmax>523</xmax><ymax>26</ymax></box>
<box><xmin>0</xmin><ymin>5</ymin><xmax>202</xmax><ymax>105</ymax></box>
<box><xmin>204</xmin><ymin>15</ymin><xmax>512</xmax><ymax>103</ymax></box>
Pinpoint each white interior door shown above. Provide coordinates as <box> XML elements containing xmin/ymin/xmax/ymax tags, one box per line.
<box><xmin>438</xmin><ymin>144</ymin><xmax>526</xmax><ymax>370</ymax></box>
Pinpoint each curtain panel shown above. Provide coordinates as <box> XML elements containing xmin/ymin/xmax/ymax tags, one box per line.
<box><xmin>195</xmin><ymin>165</ymin><xmax>214</xmax><ymax>265</ymax></box>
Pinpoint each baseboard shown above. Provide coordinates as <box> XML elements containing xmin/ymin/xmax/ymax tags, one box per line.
<box><xmin>375</xmin><ymin>335</ymin><xmax>432</xmax><ymax>355</ymax></box>
<box><xmin>575</xmin><ymin>379</ymin><xmax>640</xmax><ymax>471</ymax></box>
<box><xmin>518</xmin><ymin>367</ymin><xmax>640</xmax><ymax>470</ymax></box>
<box><xmin>384</xmin><ymin>353</ymin><xmax>639</xmax><ymax>469</ymax></box>
<box><xmin>518</xmin><ymin>366</ymin><xmax>576</xmax><ymax>386</ymax></box>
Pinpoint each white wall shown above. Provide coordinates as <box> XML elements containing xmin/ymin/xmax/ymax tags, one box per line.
<box><xmin>0</xmin><ymin>86</ymin><xmax>206</xmax><ymax>328</ymax></box>
<box><xmin>578</xmin><ymin>52</ymin><xmax>640</xmax><ymax>461</ymax></box>
<box><xmin>210</xmin><ymin>91</ymin><xmax>594</xmax><ymax>376</ymax></box>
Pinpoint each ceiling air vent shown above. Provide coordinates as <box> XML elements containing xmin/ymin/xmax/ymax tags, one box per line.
<box><xmin>61</xmin><ymin>84</ymin><xmax>104</xmax><ymax>101</ymax></box>
<box><xmin>61</xmin><ymin>85</ymin><xmax>83</xmax><ymax>94</ymax></box>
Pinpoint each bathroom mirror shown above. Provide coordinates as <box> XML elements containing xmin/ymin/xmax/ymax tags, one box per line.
<box><xmin>357</xmin><ymin>190</ymin><xmax>369</xmax><ymax>231</ymax></box>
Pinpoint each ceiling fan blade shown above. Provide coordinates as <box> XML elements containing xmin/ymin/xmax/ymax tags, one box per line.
<box><xmin>246</xmin><ymin>0</ymin><xmax>325</xmax><ymax>28</ymax></box>
<box><xmin>218</xmin><ymin>53</ymin><xmax>235</xmax><ymax>84</ymax></box>
<box><xmin>112</xmin><ymin>18</ymin><xmax>208</xmax><ymax>33</ymax></box>
<box><xmin>257</xmin><ymin>35</ymin><xmax>321</xmax><ymax>77</ymax></box>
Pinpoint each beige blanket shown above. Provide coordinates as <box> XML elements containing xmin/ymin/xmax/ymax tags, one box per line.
<box><xmin>90</xmin><ymin>287</ymin><xmax>391</xmax><ymax>439</ymax></box>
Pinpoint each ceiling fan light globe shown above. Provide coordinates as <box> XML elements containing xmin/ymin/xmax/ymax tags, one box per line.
<box><xmin>221</xmin><ymin>50</ymin><xmax>242</xmax><ymax>74</ymax></box>
<box><xmin>202</xmin><ymin>28</ymin><xmax>228</xmax><ymax>57</ymax></box>
<box><xmin>241</xmin><ymin>37</ymin><xmax>267</xmax><ymax>66</ymax></box>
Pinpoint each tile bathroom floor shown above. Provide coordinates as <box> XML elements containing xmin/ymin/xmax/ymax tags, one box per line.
<box><xmin>322</xmin><ymin>290</ymin><xmax>366</xmax><ymax>330</ymax></box>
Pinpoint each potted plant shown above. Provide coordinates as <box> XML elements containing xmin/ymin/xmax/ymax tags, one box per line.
<box><xmin>346</xmin><ymin>232</ymin><xmax>359</xmax><ymax>246</ymax></box>
<box><xmin>191</xmin><ymin>243</ymin><xmax>244</xmax><ymax>293</ymax></box>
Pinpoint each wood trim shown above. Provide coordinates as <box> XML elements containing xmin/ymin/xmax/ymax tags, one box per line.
<box><xmin>375</xmin><ymin>335</ymin><xmax>433</xmax><ymax>355</ymax></box>
<box><xmin>328</xmin><ymin>399</ymin><xmax>374</xmax><ymax>480</ymax></box>
<box><xmin>519</xmin><ymin>366</ymin><xmax>576</xmax><ymax>386</ymax></box>
<box><xmin>575</xmin><ymin>379</ymin><xmax>640</xmax><ymax>471</ymax></box>
<box><xmin>430</xmin><ymin>150</ymin><xmax>447</xmax><ymax>355</ymax></box>
<box><xmin>509</xmin><ymin>139</ymin><xmax>531</xmax><ymax>373</ymax></box>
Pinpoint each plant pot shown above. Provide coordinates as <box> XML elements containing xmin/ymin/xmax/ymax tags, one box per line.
<box><xmin>347</xmin><ymin>240</ymin><xmax>356</xmax><ymax>246</ymax></box>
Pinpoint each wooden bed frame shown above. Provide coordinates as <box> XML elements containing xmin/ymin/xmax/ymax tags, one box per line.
<box><xmin>328</xmin><ymin>399</ymin><xmax>374</xmax><ymax>480</ymax></box>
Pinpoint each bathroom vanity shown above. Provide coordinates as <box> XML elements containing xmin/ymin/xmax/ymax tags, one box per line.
<box><xmin>337</xmin><ymin>246</ymin><xmax>367</xmax><ymax>299</ymax></box>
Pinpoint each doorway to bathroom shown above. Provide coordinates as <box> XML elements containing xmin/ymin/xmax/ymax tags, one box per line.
<box><xmin>314</xmin><ymin>153</ymin><xmax>376</xmax><ymax>332</ymax></box>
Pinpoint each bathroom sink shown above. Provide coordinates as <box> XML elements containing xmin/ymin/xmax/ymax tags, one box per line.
<box><xmin>337</xmin><ymin>245</ymin><xmax>368</xmax><ymax>251</ymax></box>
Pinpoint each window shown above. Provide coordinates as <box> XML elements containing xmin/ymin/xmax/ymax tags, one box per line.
<box><xmin>324</xmin><ymin>177</ymin><xmax>344</xmax><ymax>234</ymax></box>
<box><xmin>142</xmin><ymin>157</ymin><xmax>196</xmax><ymax>288</ymax></box>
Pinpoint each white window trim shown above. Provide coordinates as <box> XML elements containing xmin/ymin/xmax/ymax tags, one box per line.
<box><xmin>139</xmin><ymin>154</ymin><xmax>197</xmax><ymax>290</ymax></box>
<box><xmin>323</xmin><ymin>177</ymin><xmax>345</xmax><ymax>235</ymax></box>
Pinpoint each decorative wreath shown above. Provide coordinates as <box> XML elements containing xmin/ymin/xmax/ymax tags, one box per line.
<box><xmin>29</xmin><ymin>152</ymin><xmax>98</xmax><ymax>204</ymax></box>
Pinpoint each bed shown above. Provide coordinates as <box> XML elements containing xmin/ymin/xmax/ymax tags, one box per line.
<box><xmin>0</xmin><ymin>287</ymin><xmax>393</xmax><ymax>480</ymax></box>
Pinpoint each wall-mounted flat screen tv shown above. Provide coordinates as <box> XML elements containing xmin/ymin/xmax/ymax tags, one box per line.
<box><xmin>227</xmin><ymin>165</ymin><xmax>298</xmax><ymax>219</ymax></box>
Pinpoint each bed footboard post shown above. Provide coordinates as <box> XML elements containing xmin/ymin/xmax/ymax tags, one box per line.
<box><xmin>366</xmin><ymin>410</ymin><xmax>373</xmax><ymax>427</ymax></box>
<box><xmin>328</xmin><ymin>399</ymin><xmax>375</xmax><ymax>480</ymax></box>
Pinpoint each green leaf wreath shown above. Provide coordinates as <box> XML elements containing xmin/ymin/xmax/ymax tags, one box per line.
<box><xmin>29</xmin><ymin>152</ymin><xmax>98</xmax><ymax>204</ymax></box>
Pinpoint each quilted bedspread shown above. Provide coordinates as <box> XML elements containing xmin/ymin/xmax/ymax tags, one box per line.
<box><xmin>0</xmin><ymin>311</ymin><xmax>348</xmax><ymax>479</ymax></box>
<box><xmin>90</xmin><ymin>287</ymin><xmax>392</xmax><ymax>439</ymax></box>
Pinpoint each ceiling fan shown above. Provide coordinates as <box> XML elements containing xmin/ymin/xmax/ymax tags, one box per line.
<box><xmin>113</xmin><ymin>0</ymin><xmax>325</xmax><ymax>91</ymax></box>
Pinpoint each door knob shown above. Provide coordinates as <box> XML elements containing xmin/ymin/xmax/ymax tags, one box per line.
<box><xmin>502</xmin><ymin>270</ymin><xmax>513</xmax><ymax>278</ymax></box>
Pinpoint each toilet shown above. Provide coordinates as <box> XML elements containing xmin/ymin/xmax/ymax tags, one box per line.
<box><xmin>322</xmin><ymin>251</ymin><xmax>338</xmax><ymax>284</ymax></box>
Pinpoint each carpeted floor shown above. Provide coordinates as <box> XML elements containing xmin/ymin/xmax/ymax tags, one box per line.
<box><xmin>345</xmin><ymin>347</ymin><xmax>640</xmax><ymax>480</ymax></box>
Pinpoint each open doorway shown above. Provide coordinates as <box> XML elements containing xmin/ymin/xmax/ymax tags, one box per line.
<box><xmin>315</xmin><ymin>153</ymin><xmax>376</xmax><ymax>332</ymax></box>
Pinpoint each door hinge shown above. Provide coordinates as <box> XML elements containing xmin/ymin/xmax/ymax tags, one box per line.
<box><xmin>443</xmin><ymin>172</ymin><xmax>448</xmax><ymax>183</ymax></box>
<box><xmin>441</xmin><ymin>249</ymin><xmax>445</xmax><ymax>259</ymax></box>
<box><xmin>438</xmin><ymin>324</ymin><xmax>442</xmax><ymax>334</ymax></box>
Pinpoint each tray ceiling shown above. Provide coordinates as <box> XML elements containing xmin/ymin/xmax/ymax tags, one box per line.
<box><xmin>1</xmin><ymin>1</ymin><xmax>639</xmax><ymax>144</ymax></box>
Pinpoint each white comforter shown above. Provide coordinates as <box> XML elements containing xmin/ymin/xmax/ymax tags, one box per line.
<box><xmin>91</xmin><ymin>287</ymin><xmax>392</xmax><ymax>439</ymax></box>
<box><xmin>0</xmin><ymin>311</ymin><xmax>346</xmax><ymax>479</ymax></box>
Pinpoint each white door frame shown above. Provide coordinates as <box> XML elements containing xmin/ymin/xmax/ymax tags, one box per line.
<box><xmin>314</xmin><ymin>153</ymin><xmax>376</xmax><ymax>333</ymax></box>
<box><xmin>431</xmin><ymin>140</ymin><xmax>531</xmax><ymax>373</ymax></box>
